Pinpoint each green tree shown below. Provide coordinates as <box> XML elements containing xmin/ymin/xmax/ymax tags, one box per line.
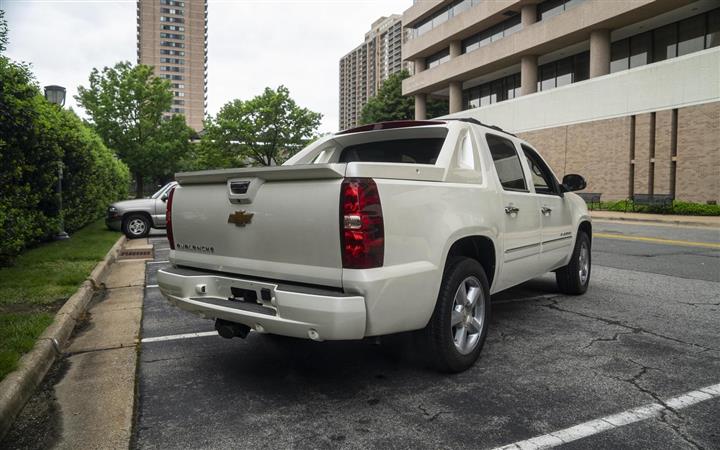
<box><xmin>360</xmin><ymin>70</ymin><xmax>448</xmax><ymax>125</ymax></box>
<box><xmin>0</xmin><ymin>10</ymin><xmax>8</xmax><ymax>53</ymax></box>
<box><xmin>76</xmin><ymin>62</ymin><xmax>192</xmax><ymax>196</ymax></box>
<box><xmin>202</xmin><ymin>86</ymin><xmax>322</xmax><ymax>167</ymax></box>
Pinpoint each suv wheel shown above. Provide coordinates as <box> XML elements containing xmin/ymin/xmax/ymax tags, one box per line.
<box><xmin>556</xmin><ymin>231</ymin><xmax>591</xmax><ymax>295</ymax></box>
<box><xmin>422</xmin><ymin>257</ymin><xmax>490</xmax><ymax>373</ymax></box>
<box><xmin>122</xmin><ymin>214</ymin><xmax>150</xmax><ymax>239</ymax></box>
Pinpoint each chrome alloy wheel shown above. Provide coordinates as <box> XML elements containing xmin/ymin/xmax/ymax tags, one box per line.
<box><xmin>128</xmin><ymin>218</ymin><xmax>147</xmax><ymax>236</ymax></box>
<box><xmin>451</xmin><ymin>276</ymin><xmax>485</xmax><ymax>355</ymax></box>
<box><xmin>578</xmin><ymin>241</ymin><xmax>590</xmax><ymax>285</ymax></box>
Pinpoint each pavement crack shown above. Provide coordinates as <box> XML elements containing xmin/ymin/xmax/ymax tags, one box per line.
<box><xmin>540</xmin><ymin>300</ymin><xmax>720</xmax><ymax>353</ymax></box>
<box><xmin>582</xmin><ymin>331</ymin><xmax>635</xmax><ymax>349</ymax></box>
<box><xmin>611</xmin><ymin>361</ymin><xmax>704</xmax><ymax>450</ymax></box>
<box><xmin>417</xmin><ymin>404</ymin><xmax>448</xmax><ymax>422</ymax></box>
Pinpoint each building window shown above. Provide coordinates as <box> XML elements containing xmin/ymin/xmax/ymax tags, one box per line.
<box><xmin>708</xmin><ymin>9</ymin><xmax>720</xmax><ymax>48</ymax></box>
<box><xmin>610</xmin><ymin>8</ymin><xmax>719</xmax><ymax>73</ymax></box>
<box><xmin>537</xmin><ymin>51</ymin><xmax>589</xmax><ymax>91</ymax></box>
<box><xmin>161</xmin><ymin>0</ymin><xmax>184</xmax><ymax>6</ymax></box>
<box><xmin>537</xmin><ymin>0</ymin><xmax>585</xmax><ymax>22</ymax></box>
<box><xmin>161</xmin><ymin>25</ymin><xmax>185</xmax><ymax>32</ymax></box>
<box><xmin>462</xmin><ymin>15</ymin><xmax>521</xmax><ymax>54</ymax></box>
<box><xmin>160</xmin><ymin>41</ymin><xmax>185</xmax><ymax>48</ymax></box>
<box><xmin>160</xmin><ymin>57</ymin><xmax>184</xmax><ymax>64</ymax></box>
<box><xmin>610</xmin><ymin>39</ymin><xmax>629</xmax><ymax>73</ymax></box>
<box><xmin>161</xmin><ymin>8</ymin><xmax>184</xmax><ymax>16</ymax></box>
<box><xmin>463</xmin><ymin>72</ymin><xmax>520</xmax><ymax>109</ymax></box>
<box><xmin>677</xmin><ymin>14</ymin><xmax>705</xmax><ymax>56</ymax></box>
<box><xmin>630</xmin><ymin>32</ymin><xmax>652</xmax><ymax>68</ymax></box>
<box><xmin>173</xmin><ymin>100</ymin><xmax>185</xmax><ymax>105</ymax></box>
<box><xmin>160</xmin><ymin>49</ymin><xmax>185</xmax><ymax>56</ymax></box>
<box><xmin>426</xmin><ymin>48</ymin><xmax>450</xmax><ymax>69</ymax></box>
<box><xmin>410</xmin><ymin>0</ymin><xmax>479</xmax><ymax>39</ymax></box>
<box><xmin>160</xmin><ymin>33</ymin><xmax>184</xmax><ymax>40</ymax></box>
<box><xmin>160</xmin><ymin>16</ymin><xmax>184</xmax><ymax>23</ymax></box>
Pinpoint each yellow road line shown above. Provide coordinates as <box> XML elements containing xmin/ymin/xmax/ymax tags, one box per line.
<box><xmin>594</xmin><ymin>233</ymin><xmax>720</xmax><ymax>249</ymax></box>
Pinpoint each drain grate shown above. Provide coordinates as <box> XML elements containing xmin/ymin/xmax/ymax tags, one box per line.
<box><xmin>119</xmin><ymin>249</ymin><xmax>154</xmax><ymax>260</ymax></box>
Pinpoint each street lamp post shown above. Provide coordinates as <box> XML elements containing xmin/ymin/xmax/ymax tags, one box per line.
<box><xmin>44</xmin><ymin>85</ymin><xmax>70</xmax><ymax>240</ymax></box>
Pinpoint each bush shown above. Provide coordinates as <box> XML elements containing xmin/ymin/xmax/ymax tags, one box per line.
<box><xmin>598</xmin><ymin>200</ymin><xmax>720</xmax><ymax>216</ymax></box>
<box><xmin>0</xmin><ymin>56</ymin><xmax>129</xmax><ymax>264</ymax></box>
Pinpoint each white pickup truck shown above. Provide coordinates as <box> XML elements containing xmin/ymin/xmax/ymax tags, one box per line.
<box><xmin>158</xmin><ymin>119</ymin><xmax>591</xmax><ymax>372</ymax></box>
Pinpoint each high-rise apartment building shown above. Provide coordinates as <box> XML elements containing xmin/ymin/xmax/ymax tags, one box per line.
<box><xmin>402</xmin><ymin>0</ymin><xmax>719</xmax><ymax>203</ymax></box>
<box><xmin>137</xmin><ymin>0</ymin><xmax>208</xmax><ymax>131</ymax></box>
<box><xmin>339</xmin><ymin>15</ymin><xmax>406</xmax><ymax>130</ymax></box>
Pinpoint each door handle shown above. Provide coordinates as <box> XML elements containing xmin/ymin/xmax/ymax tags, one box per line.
<box><xmin>505</xmin><ymin>205</ymin><xmax>519</xmax><ymax>215</ymax></box>
<box><xmin>541</xmin><ymin>206</ymin><xmax>552</xmax><ymax>215</ymax></box>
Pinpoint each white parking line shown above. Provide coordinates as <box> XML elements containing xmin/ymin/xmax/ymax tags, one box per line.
<box><xmin>145</xmin><ymin>284</ymin><xmax>159</xmax><ymax>288</ymax></box>
<box><xmin>146</xmin><ymin>260</ymin><xmax>170</xmax><ymax>265</ymax></box>
<box><xmin>141</xmin><ymin>331</ymin><xmax>217</xmax><ymax>343</ymax></box>
<box><xmin>495</xmin><ymin>383</ymin><xmax>720</xmax><ymax>449</ymax></box>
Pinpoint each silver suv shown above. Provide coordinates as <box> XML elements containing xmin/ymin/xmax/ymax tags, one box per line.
<box><xmin>106</xmin><ymin>182</ymin><xmax>177</xmax><ymax>239</ymax></box>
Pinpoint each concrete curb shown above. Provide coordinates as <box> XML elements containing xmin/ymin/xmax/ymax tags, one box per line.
<box><xmin>0</xmin><ymin>234</ymin><xmax>127</xmax><ymax>439</ymax></box>
<box><xmin>591</xmin><ymin>213</ymin><xmax>718</xmax><ymax>228</ymax></box>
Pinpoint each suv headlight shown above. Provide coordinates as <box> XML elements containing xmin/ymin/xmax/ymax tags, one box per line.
<box><xmin>108</xmin><ymin>206</ymin><xmax>117</xmax><ymax>212</ymax></box>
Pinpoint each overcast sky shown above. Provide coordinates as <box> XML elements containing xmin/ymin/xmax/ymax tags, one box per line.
<box><xmin>2</xmin><ymin>0</ymin><xmax>410</xmax><ymax>133</ymax></box>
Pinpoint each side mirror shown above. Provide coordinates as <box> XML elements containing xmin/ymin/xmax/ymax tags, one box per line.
<box><xmin>562</xmin><ymin>174</ymin><xmax>587</xmax><ymax>192</ymax></box>
<box><xmin>161</xmin><ymin>193</ymin><xmax>169</xmax><ymax>202</ymax></box>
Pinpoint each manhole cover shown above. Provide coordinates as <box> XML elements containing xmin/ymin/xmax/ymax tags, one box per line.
<box><xmin>119</xmin><ymin>249</ymin><xmax>154</xmax><ymax>260</ymax></box>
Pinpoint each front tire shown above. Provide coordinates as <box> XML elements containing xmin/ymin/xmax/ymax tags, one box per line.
<box><xmin>122</xmin><ymin>213</ymin><xmax>150</xmax><ymax>239</ymax></box>
<box><xmin>422</xmin><ymin>257</ymin><xmax>490</xmax><ymax>373</ymax></box>
<box><xmin>556</xmin><ymin>231</ymin><xmax>591</xmax><ymax>295</ymax></box>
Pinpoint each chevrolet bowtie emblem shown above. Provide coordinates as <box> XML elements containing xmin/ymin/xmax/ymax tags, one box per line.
<box><xmin>228</xmin><ymin>210</ymin><xmax>254</xmax><ymax>227</ymax></box>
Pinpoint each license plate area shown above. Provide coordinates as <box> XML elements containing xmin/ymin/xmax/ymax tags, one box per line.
<box><xmin>229</xmin><ymin>286</ymin><xmax>258</xmax><ymax>303</ymax></box>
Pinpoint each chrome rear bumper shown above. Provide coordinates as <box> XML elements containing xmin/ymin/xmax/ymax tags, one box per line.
<box><xmin>157</xmin><ymin>266</ymin><xmax>366</xmax><ymax>340</ymax></box>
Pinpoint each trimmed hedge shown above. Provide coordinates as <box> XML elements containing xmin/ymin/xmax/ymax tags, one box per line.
<box><xmin>0</xmin><ymin>57</ymin><xmax>129</xmax><ymax>265</ymax></box>
<box><xmin>599</xmin><ymin>200</ymin><xmax>720</xmax><ymax>216</ymax></box>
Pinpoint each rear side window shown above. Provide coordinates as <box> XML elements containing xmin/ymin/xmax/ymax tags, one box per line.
<box><xmin>338</xmin><ymin>138</ymin><xmax>445</xmax><ymax>165</ymax></box>
<box><xmin>486</xmin><ymin>134</ymin><xmax>527</xmax><ymax>191</ymax></box>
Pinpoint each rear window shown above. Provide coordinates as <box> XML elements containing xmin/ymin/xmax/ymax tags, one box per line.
<box><xmin>338</xmin><ymin>138</ymin><xmax>445</xmax><ymax>165</ymax></box>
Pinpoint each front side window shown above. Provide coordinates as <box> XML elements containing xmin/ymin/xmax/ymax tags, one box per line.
<box><xmin>486</xmin><ymin>134</ymin><xmax>527</xmax><ymax>191</ymax></box>
<box><xmin>522</xmin><ymin>145</ymin><xmax>557</xmax><ymax>195</ymax></box>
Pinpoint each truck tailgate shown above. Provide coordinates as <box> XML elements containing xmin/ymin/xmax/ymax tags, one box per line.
<box><xmin>171</xmin><ymin>164</ymin><xmax>346</xmax><ymax>288</ymax></box>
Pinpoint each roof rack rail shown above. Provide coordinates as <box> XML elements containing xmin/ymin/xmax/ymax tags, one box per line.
<box><xmin>443</xmin><ymin>118</ymin><xmax>516</xmax><ymax>137</ymax></box>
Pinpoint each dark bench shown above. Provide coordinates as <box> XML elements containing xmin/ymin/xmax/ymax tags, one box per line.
<box><xmin>577</xmin><ymin>192</ymin><xmax>602</xmax><ymax>210</ymax></box>
<box><xmin>629</xmin><ymin>194</ymin><xmax>674</xmax><ymax>212</ymax></box>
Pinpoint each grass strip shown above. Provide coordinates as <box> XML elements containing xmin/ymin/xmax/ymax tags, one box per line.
<box><xmin>0</xmin><ymin>219</ymin><xmax>120</xmax><ymax>380</ymax></box>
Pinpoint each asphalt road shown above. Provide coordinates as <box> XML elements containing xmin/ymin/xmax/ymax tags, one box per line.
<box><xmin>133</xmin><ymin>221</ymin><xmax>719</xmax><ymax>449</ymax></box>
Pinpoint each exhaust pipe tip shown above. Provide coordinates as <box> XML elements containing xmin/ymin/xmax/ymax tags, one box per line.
<box><xmin>215</xmin><ymin>319</ymin><xmax>250</xmax><ymax>339</ymax></box>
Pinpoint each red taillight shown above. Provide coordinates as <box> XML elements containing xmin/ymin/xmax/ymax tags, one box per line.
<box><xmin>166</xmin><ymin>186</ymin><xmax>176</xmax><ymax>250</ymax></box>
<box><xmin>340</xmin><ymin>178</ymin><xmax>384</xmax><ymax>269</ymax></box>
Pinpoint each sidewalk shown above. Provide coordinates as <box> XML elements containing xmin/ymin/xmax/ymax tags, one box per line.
<box><xmin>590</xmin><ymin>210</ymin><xmax>720</xmax><ymax>228</ymax></box>
<box><xmin>47</xmin><ymin>238</ymin><xmax>149</xmax><ymax>449</ymax></box>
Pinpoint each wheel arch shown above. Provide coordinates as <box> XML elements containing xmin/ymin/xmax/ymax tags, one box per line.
<box><xmin>122</xmin><ymin>210</ymin><xmax>153</xmax><ymax>225</ymax></box>
<box><xmin>578</xmin><ymin>220</ymin><xmax>592</xmax><ymax>245</ymax></box>
<box><xmin>443</xmin><ymin>235</ymin><xmax>497</xmax><ymax>290</ymax></box>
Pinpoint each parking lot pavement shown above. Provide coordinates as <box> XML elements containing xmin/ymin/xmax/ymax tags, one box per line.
<box><xmin>134</xmin><ymin>227</ymin><xmax>719</xmax><ymax>449</ymax></box>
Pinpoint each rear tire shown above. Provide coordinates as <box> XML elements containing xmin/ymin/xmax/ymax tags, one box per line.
<box><xmin>122</xmin><ymin>213</ymin><xmax>150</xmax><ymax>239</ymax></box>
<box><xmin>556</xmin><ymin>231</ymin><xmax>591</xmax><ymax>295</ymax></box>
<box><xmin>421</xmin><ymin>257</ymin><xmax>490</xmax><ymax>373</ymax></box>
